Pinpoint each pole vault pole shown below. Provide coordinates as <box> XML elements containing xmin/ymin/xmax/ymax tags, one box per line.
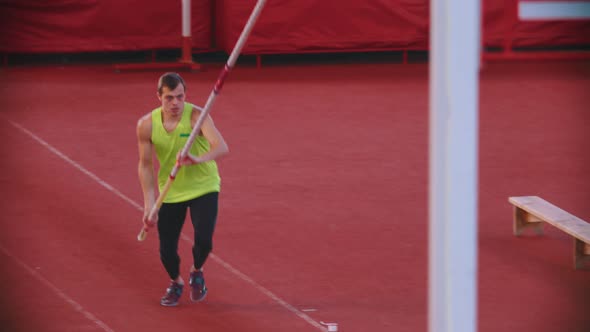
<box><xmin>138</xmin><ymin>0</ymin><xmax>268</xmax><ymax>241</ymax></box>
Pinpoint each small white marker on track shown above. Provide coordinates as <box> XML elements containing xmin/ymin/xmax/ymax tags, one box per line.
<box><xmin>320</xmin><ymin>321</ymin><xmax>338</xmax><ymax>331</ymax></box>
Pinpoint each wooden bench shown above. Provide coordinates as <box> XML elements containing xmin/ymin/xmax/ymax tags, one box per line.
<box><xmin>509</xmin><ymin>196</ymin><xmax>590</xmax><ymax>270</ymax></box>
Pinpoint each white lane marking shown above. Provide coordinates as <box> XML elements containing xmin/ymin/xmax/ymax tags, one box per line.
<box><xmin>10</xmin><ymin>120</ymin><xmax>327</xmax><ymax>332</ymax></box>
<box><xmin>210</xmin><ymin>249</ymin><xmax>325</xmax><ymax>330</ymax></box>
<box><xmin>0</xmin><ymin>244</ymin><xmax>115</xmax><ymax>332</ymax></box>
<box><xmin>9</xmin><ymin>121</ymin><xmax>143</xmax><ymax>211</ymax></box>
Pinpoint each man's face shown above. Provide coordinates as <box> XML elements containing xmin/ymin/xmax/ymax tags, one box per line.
<box><xmin>158</xmin><ymin>84</ymin><xmax>185</xmax><ymax>117</ymax></box>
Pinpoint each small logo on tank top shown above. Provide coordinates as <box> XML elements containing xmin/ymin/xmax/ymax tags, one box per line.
<box><xmin>180</xmin><ymin>133</ymin><xmax>190</xmax><ymax>137</ymax></box>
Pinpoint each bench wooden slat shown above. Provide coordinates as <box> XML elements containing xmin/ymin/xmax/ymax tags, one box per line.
<box><xmin>508</xmin><ymin>196</ymin><xmax>590</xmax><ymax>270</ymax></box>
<box><xmin>510</xmin><ymin>196</ymin><xmax>573</xmax><ymax>223</ymax></box>
<box><xmin>552</xmin><ymin>218</ymin><xmax>590</xmax><ymax>243</ymax></box>
<box><xmin>509</xmin><ymin>196</ymin><xmax>590</xmax><ymax>242</ymax></box>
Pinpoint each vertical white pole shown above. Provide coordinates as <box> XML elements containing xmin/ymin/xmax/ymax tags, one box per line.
<box><xmin>429</xmin><ymin>0</ymin><xmax>480</xmax><ymax>332</ymax></box>
<box><xmin>181</xmin><ymin>0</ymin><xmax>191</xmax><ymax>37</ymax></box>
<box><xmin>181</xmin><ymin>0</ymin><xmax>192</xmax><ymax>63</ymax></box>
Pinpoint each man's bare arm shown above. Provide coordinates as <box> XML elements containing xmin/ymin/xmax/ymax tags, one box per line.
<box><xmin>137</xmin><ymin>114</ymin><xmax>157</xmax><ymax>224</ymax></box>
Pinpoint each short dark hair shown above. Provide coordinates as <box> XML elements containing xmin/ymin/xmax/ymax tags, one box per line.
<box><xmin>157</xmin><ymin>72</ymin><xmax>186</xmax><ymax>95</ymax></box>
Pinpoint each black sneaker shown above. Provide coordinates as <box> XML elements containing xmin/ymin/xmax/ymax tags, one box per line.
<box><xmin>189</xmin><ymin>270</ymin><xmax>207</xmax><ymax>302</ymax></box>
<box><xmin>160</xmin><ymin>281</ymin><xmax>183</xmax><ymax>306</ymax></box>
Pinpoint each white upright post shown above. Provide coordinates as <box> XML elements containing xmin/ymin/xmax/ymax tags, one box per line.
<box><xmin>429</xmin><ymin>0</ymin><xmax>481</xmax><ymax>332</ymax></box>
<box><xmin>181</xmin><ymin>0</ymin><xmax>192</xmax><ymax>63</ymax></box>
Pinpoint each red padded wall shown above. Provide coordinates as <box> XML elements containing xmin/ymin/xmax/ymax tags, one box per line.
<box><xmin>216</xmin><ymin>0</ymin><xmax>590</xmax><ymax>54</ymax></box>
<box><xmin>1</xmin><ymin>0</ymin><xmax>588</xmax><ymax>55</ymax></box>
<box><xmin>0</xmin><ymin>0</ymin><xmax>212</xmax><ymax>53</ymax></box>
<box><xmin>215</xmin><ymin>0</ymin><xmax>430</xmax><ymax>54</ymax></box>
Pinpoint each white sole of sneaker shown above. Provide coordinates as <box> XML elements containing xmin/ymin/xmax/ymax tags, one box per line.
<box><xmin>160</xmin><ymin>302</ymin><xmax>179</xmax><ymax>307</ymax></box>
<box><xmin>190</xmin><ymin>290</ymin><xmax>207</xmax><ymax>302</ymax></box>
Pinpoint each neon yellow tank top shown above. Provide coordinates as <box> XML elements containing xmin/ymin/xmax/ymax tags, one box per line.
<box><xmin>151</xmin><ymin>103</ymin><xmax>220</xmax><ymax>203</ymax></box>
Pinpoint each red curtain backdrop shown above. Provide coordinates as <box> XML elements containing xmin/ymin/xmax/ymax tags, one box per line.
<box><xmin>217</xmin><ymin>0</ymin><xmax>590</xmax><ymax>54</ymax></box>
<box><xmin>483</xmin><ymin>0</ymin><xmax>590</xmax><ymax>48</ymax></box>
<box><xmin>216</xmin><ymin>0</ymin><xmax>430</xmax><ymax>53</ymax></box>
<box><xmin>0</xmin><ymin>0</ymin><xmax>588</xmax><ymax>54</ymax></box>
<box><xmin>0</xmin><ymin>0</ymin><xmax>211</xmax><ymax>53</ymax></box>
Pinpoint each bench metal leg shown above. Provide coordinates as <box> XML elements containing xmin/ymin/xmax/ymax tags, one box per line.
<box><xmin>513</xmin><ymin>206</ymin><xmax>544</xmax><ymax>236</ymax></box>
<box><xmin>574</xmin><ymin>238</ymin><xmax>590</xmax><ymax>270</ymax></box>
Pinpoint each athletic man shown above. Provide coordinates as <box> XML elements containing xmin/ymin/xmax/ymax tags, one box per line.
<box><xmin>137</xmin><ymin>72</ymin><xmax>228</xmax><ymax>306</ymax></box>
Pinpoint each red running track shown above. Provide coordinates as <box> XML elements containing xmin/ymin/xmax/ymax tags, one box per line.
<box><xmin>0</xmin><ymin>60</ymin><xmax>588</xmax><ymax>331</ymax></box>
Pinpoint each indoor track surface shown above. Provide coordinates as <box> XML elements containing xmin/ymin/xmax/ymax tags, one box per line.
<box><xmin>0</xmin><ymin>60</ymin><xmax>589</xmax><ymax>331</ymax></box>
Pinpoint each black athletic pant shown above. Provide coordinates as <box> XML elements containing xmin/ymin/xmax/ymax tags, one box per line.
<box><xmin>157</xmin><ymin>192</ymin><xmax>218</xmax><ymax>280</ymax></box>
